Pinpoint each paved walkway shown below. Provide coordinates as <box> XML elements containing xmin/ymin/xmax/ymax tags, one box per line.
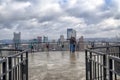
<box><xmin>28</xmin><ymin>51</ymin><xmax>85</xmax><ymax>80</ymax></box>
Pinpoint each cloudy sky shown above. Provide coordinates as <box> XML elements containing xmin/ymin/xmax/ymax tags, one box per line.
<box><xmin>0</xmin><ymin>0</ymin><xmax>120</xmax><ymax>40</ymax></box>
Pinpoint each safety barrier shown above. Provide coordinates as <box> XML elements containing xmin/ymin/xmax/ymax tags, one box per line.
<box><xmin>85</xmin><ymin>44</ymin><xmax>120</xmax><ymax>80</ymax></box>
<box><xmin>0</xmin><ymin>49</ymin><xmax>28</xmax><ymax>80</ymax></box>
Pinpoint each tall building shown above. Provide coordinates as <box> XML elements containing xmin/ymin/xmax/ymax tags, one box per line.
<box><xmin>79</xmin><ymin>36</ymin><xmax>84</xmax><ymax>51</ymax></box>
<box><xmin>67</xmin><ymin>28</ymin><xmax>76</xmax><ymax>39</ymax></box>
<box><xmin>43</xmin><ymin>36</ymin><xmax>48</xmax><ymax>43</ymax></box>
<box><xmin>13</xmin><ymin>32</ymin><xmax>21</xmax><ymax>49</ymax></box>
<box><xmin>37</xmin><ymin>36</ymin><xmax>42</xmax><ymax>43</ymax></box>
<box><xmin>60</xmin><ymin>35</ymin><xmax>65</xmax><ymax>43</ymax></box>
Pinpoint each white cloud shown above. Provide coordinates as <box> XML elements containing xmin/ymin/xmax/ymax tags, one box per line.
<box><xmin>59</xmin><ymin>16</ymin><xmax>83</xmax><ymax>24</ymax></box>
<box><xmin>101</xmin><ymin>18</ymin><xmax>120</xmax><ymax>27</ymax></box>
<box><xmin>112</xmin><ymin>0</ymin><xmax>120</xmax><ymax>12</ymax></box>
<box><xmin>0</xmin><ymin>0</ymin><xmax>120</xmax><ymax>40</ymax></box>
<box><xmin>79</xmin><ymin>0</ymin><xmax>104</xmax><ymax>11</ymax></box>
<box><xmin>11</xmin><ymin>2</ymin><xmax>31</xmax><ymax>10</ymax></box>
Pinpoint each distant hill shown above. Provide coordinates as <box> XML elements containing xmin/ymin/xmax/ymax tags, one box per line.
<box><xmin>0</xmin><ymin>37</ymin><xmax>119</xmax><ymax>44</ymax></box>
<box><xmin>84</xmin><ymin>38</ymin><xmax>119</xmax><ymax>42</ymax></box>
<box><xmin>0</xmin><ymin>39</ymin><xmax>13</xmax><ymax>44</ymax></box>
<box><xmin>0</xmin><ymin>39</ymin><xmax>29</xmax><ymax>44</ymax></box>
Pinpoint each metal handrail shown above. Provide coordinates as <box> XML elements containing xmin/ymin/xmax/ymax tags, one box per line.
<box><xmin>85</xmin><ymin>45</ymin><xmax>120</xmax><ymax>80</ymax></box>
<box><xmin>0</xmin><ymin>48</ymin><xmax>29</xmax><ymax>80</ymax></box>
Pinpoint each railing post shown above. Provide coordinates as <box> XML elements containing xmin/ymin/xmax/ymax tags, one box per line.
<box><xmin>119</xmin><ymin>46</ymin><xmax>120</xmax><ymax>58</ymax></box>
<box><xmin>3</xmin><ymin>60</ymin><xmax>7</xmax><ymax>80</ymax></box>
<box><xmin>89</xmin><ymin>52</ymin><xmax>92</xmax><ymax>80</ymax></box>
<box><xmin>26</xmin><ymin>51</ymin><xmax>28</xmax><ymax>80</ymax></box>
<box><xmin>21</xmin><ymin>54</ymin><xmax>23</xmax><ymax>80</ymax></box>
<box><xmin>103</xmin><ymin>54</ymin><xmax>106</xmax><ymax>80</ymax></box>
<box><xmin>106</xmin><ymin>42</ymin><xmax>109</xmax><ymax>54</ymax></box>
<box><xmin>109</xmin><ymin>58</ymin><xmax>113</xmax><ymax>80</ymax></box>
<box><xmin>85</xmin><ymin>50</ymin><xmax>88</xmax><ymax>80</ymax></box>
<box><xmin>0</xmin><ymin>49</ymin><xmax>2</xmax><ymax>56</ymax></box>
<box><xmin>8</xmin><ymin>57</ymin><xmax>12</xmax><ymax>80</ymax></box>
<box><xmin>91</xmin><ymin>42</ymin><xmax>95</xmax><ymax>48</ymax></box>
<box><xmin>14</xmin><ymin>58</ymin><xmax>17</xmax><ymax>80</ymax></box>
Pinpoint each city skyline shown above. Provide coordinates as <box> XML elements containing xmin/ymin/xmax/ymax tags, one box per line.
<box><xmin>0</xmin><ymin>0</ymin><xmax>120</xmax><ymax>39</ymax></box>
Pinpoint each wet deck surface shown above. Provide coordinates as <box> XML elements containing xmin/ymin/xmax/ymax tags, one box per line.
<box><xmin>28</xmin><ymin>51</ymin><xmax>85</xmax><ymax>80</ymax></box>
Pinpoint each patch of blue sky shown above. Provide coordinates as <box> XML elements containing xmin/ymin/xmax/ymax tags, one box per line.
<box><xmin>100</xmin><ymin>0</ymin><xmax>113</xmax><ymax>11</ymax></box>
<box><xmin>105</xmin><ymin>0</ymin><xmax>112</xmax><ymax>6</ymax></box>
<box><xmin>58</xmin><ymin>0</ymin><xmax>68</xmax><ymax>5</ymax></box>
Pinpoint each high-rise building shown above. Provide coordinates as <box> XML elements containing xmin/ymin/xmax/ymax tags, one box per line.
<box><xmin>79</xmin><ymin>36</ymin><xmax>84</xmax><ymax>51</ymax></box>
<box><xmin>13</xmin><ymin>32</ymin><xmax>21</xmax><ymax>49</ymax></box>
<box><xmin>43</xmin><ymin>36</ymin><xmax>48</xmax><ymax>43</ymax></box>
<box><xmin>67</xmin><ymin>28</ymin><xmax>76</xmax><ymax>39</ymax></box>
<box><xmin>60</xmin><ymin>35</ymin><xmax>65</xmax><ymax>43</ymax></box>
<box><xmin>37</xmin><ymin>36</ymin><xmax>42</xmax><ymax>43</ymax></box>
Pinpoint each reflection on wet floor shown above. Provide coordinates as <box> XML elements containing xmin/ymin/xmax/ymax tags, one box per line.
<box><xmin>28</xmin><ymin>51</ymin><xmax>85</xmax><ymax>80</ymax></box>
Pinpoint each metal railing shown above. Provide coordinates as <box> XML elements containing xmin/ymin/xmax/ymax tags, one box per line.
<box><xmin>0</xmin><ymin>42</ymin><xmax>86</xmax><ymax>52</ymax></box>
<box><xmin>0</xmin><ymin>49</ymin><xmax>28</xmax><ymax>80</ymax></box>
<box><xmin>85</xmin><ymin>44</ymin><xmax>120</xmax><ymax>80</ymax></box>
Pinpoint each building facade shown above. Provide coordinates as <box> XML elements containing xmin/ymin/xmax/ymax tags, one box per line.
<box><xmin>13</xmin><ymin>32</ymin><xmax>21</xmax><ymax>49</ymax></box>
<box><xmin>59</xmin><ymin>35</ymin><xmax>65</xmax><ymax>43</ymax></box>
<box><xmin>67</xmin><ymin>28</ymin><xmax>76</xmax><ymax>39</ymax></box>
<box><xmin>43</xmin><ymin>36</ymin><xmax>48</xmax><ymax>43</ymax></box>
<box><xmin>37</xmin><ymin>36</ymin><xmax>42</xmax><ymax>43</ymax></box>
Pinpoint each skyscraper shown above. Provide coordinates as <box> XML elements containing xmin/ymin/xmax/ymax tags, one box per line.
<box><xmin>60</xmin><ymin>35</ymin><xmax>65</xmax><ymax>43</ymax></box>
<box><xmin>37</xmin><ymin>36</ymin><xmax>42</xmax><ymax>43</ymax></box>
<box><xmin>13</xmin><ymin>32</ymin><xmax>21</xmax><ymax>49</ymax></box>
<box><xmin>43</xmin><ymin>36</ymin><xmax>48</xmax><ymax>43</ymax></box>
<box><xmin>67</xmin><ymin>28</ymin><xmax>76</xmax><ymax>39</ymax></box>
<box><xmin>79</xmin><ymin>36</ymin><xmax>84</xmax><ymax>51</ymax></box>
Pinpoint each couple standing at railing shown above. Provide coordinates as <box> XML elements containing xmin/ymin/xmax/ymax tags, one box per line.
<box><xmin>60</xmin><ymin>36</ymin><xmax>77</xmax><ymax>53</ymax></box>
<box><xmin>69</xmin><ymin>37</ymin><xmax>76</xmax><ymax>53</ymax></box>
